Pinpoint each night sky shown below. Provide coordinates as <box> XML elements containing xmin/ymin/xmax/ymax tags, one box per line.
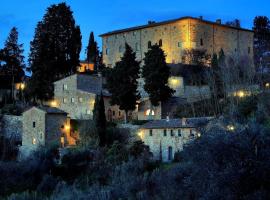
<box><xmin>0</xmin><ymin>0</ymin><xmax>269</xmax><ymax>63</ymax></box>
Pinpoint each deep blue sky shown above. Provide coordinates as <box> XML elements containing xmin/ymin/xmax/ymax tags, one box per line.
<box><xmin>0</xmin><ymin>0</ymin><xmax>269</xmax><ymax>64</ymax></box>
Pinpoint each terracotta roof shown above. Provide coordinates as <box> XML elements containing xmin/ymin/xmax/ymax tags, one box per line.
<box><xmin>100</xmin><ymin>16</ymin><xmax>253</xmax><ymax>37</ymax></box>
<box><xmin>141</xmin><ymin>117</ymin><xmax>212</xmax><ymax>129</ymax></box>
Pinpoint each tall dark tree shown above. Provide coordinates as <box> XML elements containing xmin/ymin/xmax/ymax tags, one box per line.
<box><xmin>86</xmin><ymin>32</ymin><xmax>99</xmax><ymax>69</ymax></box>
<box><xmin>1</xmin><ymin>27</ymin><xmax>25</xmax><ymax>101</ymax></box>
<box><xmin>106</xmin><ymin>43</ymin><xmax>140</xmax><ymax>123</ymax></box>
<box><xmin>253</xmin><ymin>16</ymin><xmax>270</xmax><ymax>69</ymax></box>
<box><xmin>28</xmin><ymin>3</ymin><xmax>81</xmax><ymax>102</ymax></box>
<box><xmin>93</xmin><ymin>93</ymin><xmax>107</xmax><ymax>146</ymax></box>
<box><xmin>142</xmin><ymin>44</ymin><xmax>174</xmax><ymax>108</ymax></box>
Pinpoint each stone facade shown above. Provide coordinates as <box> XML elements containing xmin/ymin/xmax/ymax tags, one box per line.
<box><xmin>138</xmin><ymin>118</ymin><xmax>201</xmax><ymax>162</ymax></box>
<box><xmin>22</xmin><ymin>107</ymin><xmax>71</xmax><ymax>154</ymax></box>
<box><xmin>1</xmin><ymin>115</ymin><xmax>22</xmax><ymax>142</ymax></box>
<box><xmin>101</xmin><ymin>17</ymin><xmax>253</xmax><ymax>67</ymax></box>
<box><xmin>53</xmin><ymin>74</ymin><xmax>125</xmax><ymax>121</ymax></box>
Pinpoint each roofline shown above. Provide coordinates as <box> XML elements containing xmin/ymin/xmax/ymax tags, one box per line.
<box><xmin>99</xmin><ymin>16</ymin><xmax>253</xmax><ymax>37</ymax></box>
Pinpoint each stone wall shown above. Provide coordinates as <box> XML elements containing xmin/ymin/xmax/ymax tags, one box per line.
<box><xmin>138</xmin><ymin>127</ymin><xmax>199</xmax><ymax>162</ymax></box>
<box><xmin>1</xmin><ymin>115</ymin><xmax>22</xmax><ymax>142</ymax></box>
<box><xmin>102</xmin><ymin>18</ymin><xmax>253</xmax><ymax>67</ymax></box>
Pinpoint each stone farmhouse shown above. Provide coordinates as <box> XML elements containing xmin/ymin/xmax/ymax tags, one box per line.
<box><xmin>21</xmin><ymin>106</ymin><xmax>75</xmax><ymax>155</ymax></box>
<box><xmin>53</xmin><ymin>73</ymin><xmax>126</xmax><ymax>121</ymax></box>
<box><xmin>100</xmin><ymin>16</ymin><xmax>253</xmax><ymax>67</ymax></box>
<box><xmin>138</xmin><ymin>117</ymin><xmax>211</xmax><ymax>162</ymax></box>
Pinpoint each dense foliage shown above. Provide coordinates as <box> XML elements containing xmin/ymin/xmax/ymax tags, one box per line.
<box><xmin>142</xmin><ymin>44</ymin><xmax>174</xmax><ymax>106</ymax></box>
<box><xmin>27</xmin><ymin>2</ymin><xmax>81</xmax><ymax>101</ymax></box>
<box><xmin>106</xmin><ymin>43</ymin><xmax>140</xmax><ymax>122</ymax></box>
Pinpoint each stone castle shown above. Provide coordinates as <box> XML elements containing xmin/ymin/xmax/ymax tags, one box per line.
<box><xmin>100</xmin><ymin>16</ymin><xmax>254</xmax><ymax>67</ymax></box>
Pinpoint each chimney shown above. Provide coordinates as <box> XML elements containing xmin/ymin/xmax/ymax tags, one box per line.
<box><xmin>199</xmin><ymin>16</ymin><xmax>203</xmax><ymax>20</ymax></box>
<box><xmin>148</xmin><ymin>20</ymin><xmax>156</xmax><ymax>25</ymax></box>
<box><xmin>182</xmin><ymin>118</ymin><xmax>187</xmax><ymax>126</ymax></box>
<box><xmin>166</xmin><ymin>115</ymin><xmax>170</xmax><ymax>122</ymax></box>
<box><xmin>216</xmin><ymin>19</ymin><xmax>222</xmax><ymax>24</ymax></box>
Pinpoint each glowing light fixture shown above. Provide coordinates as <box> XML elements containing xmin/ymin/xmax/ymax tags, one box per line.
<box><xmin>145</xmin><ymin>109</ymin><xmax>155</xmax><ymax>116</ymax></box>
<box><xmin>50</xmin><ymin>100</ymin><xmax>58</xmax><ymax>107</ymax></box>
<box><xmin>227</xmin><ymin>125</ymin><xmax>235</xmax><ymax>131</ymax></box>
<box><xmin>64</xmin><ymin>124</ymin><xmax>70</xmax><ymax>131</ymax></box>
<box><xmin>20</xmin><ymin>83</ymin><xmax>25</xmax><ymax>90</ymax></box>
<box><xmin>265</xmin><ymin>83</ymin><xmax>270</xmax><ymax>88</ymax></box>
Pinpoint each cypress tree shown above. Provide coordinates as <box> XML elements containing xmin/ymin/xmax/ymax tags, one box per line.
<box><xmin>1</xmin><ymin>27</ymin><xmax>25</xmax><ymax>102</ymax></box>
<box><xmin>86</xmin><ymin>32</ymin><xmax>99</xmax><ymax>68</ymax></box>
<box><xmin>28</xmin><ymin>3</ymin><xmax>81</xmax><ymax>102</ymax></box>
<box><xmin>106</xmin><ymin>43</ymin><xmax>140</xmax><ymax>123</ymax></box>
<box><xmin>142</xmin><ymin>44</ymin><xmax>174</xmax><ymax>107</ymax></box>
<box><xmin>93</xmin><ymin>93</ymin><xmax>107</xmax><ymax>147</ymax></box>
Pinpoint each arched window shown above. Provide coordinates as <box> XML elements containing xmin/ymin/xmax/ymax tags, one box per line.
<box><xmin>145</xmin><ymin>109</ymin><xmax>154</xmax><ymax>116</ymax></box>
<box><xmin>159</xmin><ymin>39</ymin><xmax>162</xmax><ymax>47</ymax></box>
<box><xmin>148</xmin><ymin>41</ymin><xmax>152</xmax><ymax>49</ymax></box>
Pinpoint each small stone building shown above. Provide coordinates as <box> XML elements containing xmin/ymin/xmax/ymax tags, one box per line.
<box><xmin>53</xmin><ymin>74</ymin><xmax>125</xmax><ymax>121</ymax></box>
<box><xmin>138</xmin><ymin>117</ymin><xmax>211</xmax><ymax>162</ymax></box>
<box><xmin>22</xmin><ymin>106</ymin><xmax>75</xmax><ymax>154</ymax></box>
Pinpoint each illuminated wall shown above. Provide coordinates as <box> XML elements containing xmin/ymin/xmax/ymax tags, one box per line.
<box><xmin>101</xmin><ymin>18</ymin><xmax>253</xmax><ymax>67</ymax></box>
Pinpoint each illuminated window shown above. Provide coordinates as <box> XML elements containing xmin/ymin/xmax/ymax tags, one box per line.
<box><xmin>71</xmin><ymin>97</ymin><xmax>75</xmax><ymax>103</ymax></box>
<box><xmin>159</xmin><ymin>39</ymin><xmax>162</xmax><ymax>47</ymax></box>
<box><xmin>149</xmin><ymin>129</ymin><xmax>153</xmax><ymax>136</ymax></box>
<box><xmin>145</xmin><ymin>109</ymin><xmax>155</xmax><ymax>116</ymax></box>
<box><xmin>33</xmin><ymin>122</ymin><xmax>36</xmax><ymax>128</ymax></box>
<box><xmin>148</xmin><ymin>41</ymin><xmax>151</xmax><ymax>48</ymax></box>
<box><xmin>178</xmin><ymin>129</ymin><xmax>181</xmax><ymax>137</ymax></box>
<box><xmin>63</xmin><ymin>98</ymin><xmax>67</xmax><ymax>103</ymax></box>
<box><xmin>79</xmin><ymin>97</ymin><xmax>83</xmax><ymax>103</ymax></box>
<box><xmin>163</xmin><ymin>129</ymin><xmax>167</xmax><ymax>136</ymax></box>
<box><xmin>32</xmin><ymin>138</ymin><xmax>36</xmax><ymax>145</ymax></box>
<box><xmin>63</xmin><ymin>84</ymin><xmax>68</xmax><ymax>90</ymax></box>
<box><xmin>170</xmin><ymin>130</ymin><xmax>174</xmax><ymax>136</ymax></box>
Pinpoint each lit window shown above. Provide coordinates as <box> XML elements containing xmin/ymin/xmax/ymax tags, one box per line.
<box><xmin>159</xmin><ymin>39</ymin><xmax>162</xmax><ymax>47</ymax></box>
<box><xmin>170</xmin><ymin>130</ymin><xmax>174</xmax><ymax>136</ymax></box>
<box><xmin>178</xmin><ymin>129</ymin><xmax>181</xmax><ymax>137</ymax></box>
<box><xmin>145</xmin><ymin>109</ymin><xmax>155</xmax><ymax>116</ymax></box>
<box><xmin>32</xmin><ymin>138</ymin><xmax>36</xmax><ymax>145</ymax></box>
<box><xmin>71</xmin><ymin>97</ymin><xmax>75</xmax><ymax>103</ymax></box>
<box><xmin>164</xmin><ymin>129</ymin><xmax>167</xmax><ymax>136</ymax></box>
<box><xmin>79</xmin><ymin>97</ymin><xmax>83</xmax><ymax>103</ymax></box>
<box><xmin>149</xmin><ymin>129</ymin><xmax>153</xmax><ymax>136</ymax></box>
<box><xmin>63</xmin><ymin>98</ymin><xmax>67</xmax><ymax>103</ymax></box>
<box><xmin>33</xmin><ymin>122</ymin><xmax>36</xmax><ymax>128</ymax></box>
<box><xmin>63</xmin><ymin>84</ymin><xmax>68</xmax><ymax>90</ymax></box>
